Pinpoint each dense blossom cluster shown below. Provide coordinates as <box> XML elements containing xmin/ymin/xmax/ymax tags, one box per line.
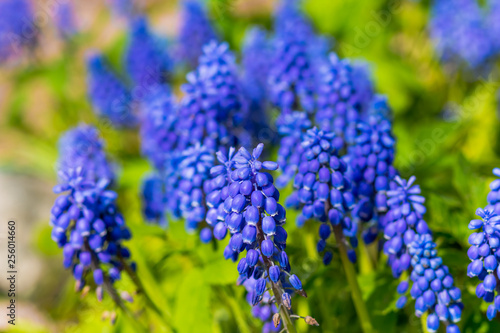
<box><xmin>316</xmin><ymin>54</ymin><xmax>374</xmax><ymax>145</ymax></box>
<box><xmin>268</xmin><ymin>1</ymin><xmax>319</xmax><ymax>113</ymax></box>
<box><xmin>241</xmin><ymin>27</ymin><xmax>273</xmax><ymax>145</ymax></box>
<box><xmin>243</xmin><ymin>278</ymin><xmax>280</xmax><ymax>333</ymax></box>
<box><xmin>177</xmin><ymin>41</ymin><xmax>247</xmax><ymax>152</ymax></box>
<box><xmin>430</xmin><ymin>0</ymin><xmax>498</xmax><ymax>72</ymax></box>
<box><xmin>466</xmin><ymin>169</ymin><xmax>500</xmax><ymax>320</ymax></box>
<box><xmin>405</xmin><ymin>234</ymin><xmax>462</xmax><ymax>333</ymax></box>
<box><xmin>125</xmin><ymin>17</ymin><xmax>172</xmax><ymax>89</ymax></box>
<box><xmin>206</xmin><ymin>144</ymin><xmax>306</xmax><ymax>320</ymax></box>
<box><xmin>276</xmin><ymin>111</ymin><xmax>311</xmax><ymax>187</ymax></box>
<box><xmin>348</xmin><ymin>97</ymin><xmax>396</xmax><ymax>244</ymax></box>
<box><xmin>382</xmin><ymin>176</ymin><xmax>430</xmax><ymax>278</ymax></box>
<box><xmin>176</xmin><ymin>0</ymin><xmax>217</xmax><ymax>69</ymax></box>
<box><xmin>87</xmin><ymin>53</ymin><xmax>136</xmax><ymax>127</ymax></box>
<box><xmin>0</xmin><ymin>0</ymin><xmax>37</xmax><ymax>64</ymax></box>
<box><xmin>286</xmin><ymin>128</ymin><xmax>357</xmax><ymax>264</ymax></box>
<box><xmin>385</xmin><ymin>177</ymin><xmax>462</xmax><ymax>331</ymax></box>
<box><xmin>51</xmin><ymin>126</ymin><xmax>134</xmax><ymax>300</ymax></box>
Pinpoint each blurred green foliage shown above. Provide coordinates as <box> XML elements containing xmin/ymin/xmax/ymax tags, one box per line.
<box><xmin>1</xmin><ymin>0</ymin><xmax>500</xmax><ymax>332</ymax></box>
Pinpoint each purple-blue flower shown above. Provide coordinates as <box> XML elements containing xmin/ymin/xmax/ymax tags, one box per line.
<box><xmin>285</xmin><ymin>127</ymin><xmax>356</xmax><ymax>264</ymax></box>
<box><xmin>207</xmin><ymin>143</ymin><xmax>308</xmax><ymax>323</ymax></box>
<box><xmin>0</xmin><ymin>0</ymin><xmax>38</xmax><ymax>64</ymax></box>
<box><xmin>86</xmin><ymin>53</ymin><xmax>136</xmax><ymax>128</ymax></box>
<box><xmin>125</xmin><ymin>16</ymin><xmax>172</xmax><ymax>90</ymax></box>
<box><xmin>55</xmin><ymin>2</ymin><xmax>78</xmax><ymax>40</ymax></box>
<box><xmin>176</xmin><ymin>0</ymin><xmax>218</xmax><ymax>68</ymax></box>
<box><xmin>467</xmin><ymin>177</ymin><xmax>500</xmax><ymax>321</ymax></box>
<box><xmin>51</xmin><ymin>126</ymin><xmax>134</xmax><ymax>301</ymax></box>
<box><xmin>58</xmin><ymin>125</ymin><xmax>115</xmax><ymax>182</ymax></box>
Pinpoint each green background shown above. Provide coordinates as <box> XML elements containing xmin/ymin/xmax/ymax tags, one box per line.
<box><xmin>0</xmin><ymin>0</ymin><xmax>499</xmax><ymax>332</ymax></box>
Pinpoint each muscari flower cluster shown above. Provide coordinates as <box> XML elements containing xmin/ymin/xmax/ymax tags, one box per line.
<box><xmin>286</xmin><ymin>128</ymin><xmax>357</xmax><ymax>265</ymax></box>
<box><xmin>466</xmin><ymin>169</ymin><xmax>500</xmax><ymax>320</ymax></box>
<box><xmin>348</xmin><ymin>97</ymin><xmax>396</xmax><ymax>244</ymax></box>
<box><xmin>176</xmin><ymin>0</ymin><xmax>218</xmax><ymax>69</ymax></box>
<box><xmin>0</xmin><ymin>0</ymin><xmax>37</xmax><ymax>64</ymax></box>
<box><xmin>87</xmin><ymin>53</ymin><xmax>136</xmax><ymax>128</ymax></box>
<box><xmin>268</xmin><ymin>0</ymin><xmax>320</xmax><ymax>114</ymax></box>
<box><xmin>125</xmin><ymin>16</ymin><xmax>172</xmax><ymax>90</ymax></box>
<box><xmin>405</xmin><ymin>234</ymin><xmax>462</xmax><ymax>333</ymax></box>
<box><xmin>430</xmin><ymin>0</ymin><xmax>498</xmax><ymax>72</ymax></box>
<box><xmin>58</xmin><ymin>124</ymin><xmax>115</xmax><ymax>183</ymax></box>
<box><xmin>55</xmin><ymin>2</ymin><xmax>77</xmax><ymax>40</ymax></box>
<box><xmin>177</xmin><ymin>41</ymin><xmax>247</xmax><ymax>152</ymax></box>
<box><xmin>205</xmin><ymin>143</ymin><xmax>307</xmax><ymax>326</ymax></box>
<box><xmin>241</xmin><ymin>27</ymin><xmax>273</xmax><ymax>146</ymax></box>
<box><xmin>275</xmin><ymin>111</ymin><xmax>311</xmax><ymax>188</ymax></box>
<box><xmin>316</xmin><ymin>54</ymin><xmax>374</xmax><ymax>146</ymax></box>
<box><xmin>384</xmin><ymin>177</ymin><xmax>462</xmax><ymax>332</ymax></box>
<box><xmin>51</xmin><ymin>126</ymin><xmax>134</xmax><ymax>301</ymax></box>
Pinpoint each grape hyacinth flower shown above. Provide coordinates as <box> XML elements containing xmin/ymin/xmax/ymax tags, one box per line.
<box><xmin>268</xmin><ymin>1</ymin><xmax>319</xmax><ymax>114</ymax></box>
<box><xmin>399</xmin><ymin>234</ymin><xmax>462</xmax><ymax>332</ymax></box>
<box><xmin>177</xmin><ymin>41</ymin><xmax>247</xmax><ymax>152</ymax></box>
<box><xmin>55</xmin><ymin>2</ymin><xmax>78</xmax><ymax>40</ymax></box>
<box><xmin>175</xmin><ymin>145</ymin><xmax>215</xmax><ymax>237</ymax></box>
<box><xmin>108</xmin><ymin>0</ymin><xmax>137</xmax><ymax>19</ymax></box>
<box><xmin>285</xmin><ymin>128</ymin><xmax>357</xmax><ymax>265</ymax></box>
<box><xmin>51</xmin><ymin>127</ymin><xmax>135</xmax><ymax>303</ymax></box>
<box><xmin>141</xmin><ymin>173</ymin><xmax>167</xmax><ymax>226</ymax></box>
<box><xmin>207</xmin><ymin>143</ymin><xmax>316</xmax><ymax>331</ymax></box>
<box><xmin>243</xmin><ymin>278</ymin><xmax>281</xmax><ymax>332</ymax></box>
<box><xmin>125</xmin><ymin>16</ymin><xmax>172</xmax><ymax>90</ymax></box>
<box><xmin>58</xmin><ymin>125</ymin><xmax>115</xmax><ymax>182</ymax></box>
<box><xmin>430</xmin><ymin>0</ymin><xmax>496</xmax><ymax>72</ymax></box>
<box><xmin>382</xmin><ymin>176</ymin><xmax>430</xmax><ymax>279</ymax></box>
<box><xmin>176</xmin><ymin>0</ymin><xmax>218</xmax><ymax>69</ymax></box>
<box><xmin>275</xmin><ymin>111</ymin><xmax>311</xmax><ymax>188</ymax></box>
<box><xmin>139</xmin><ymin>86</ymin><xmax>178</xmax><ymax>170</ymax></box>
<box><xmin>241</xmin><ymin>27</ymin><xmax>273</xmax><ymax>146</ymax></box>
<box><xmin>86</xmin><ymin>53</ymin><xmax>136</xmax><ymax>128</ymax></box>
<box><xmin>316</xmin><ymin>54</ymin><xmax>374</xmax><ymax>146</ymax></box>
<box><xmin>0</xmin><ymin>0</ymin><xmax>38</xmax><ymax>64</ymax></box>
<box><xmin>467</xmin><ymin>194</ymin><xmax>500</xmax><ymax>320</ymax></box>
<box><xmin>486</xmin><ymin>168</ymin><xmax>500</xmax><ymax>213</ymax></box>
<box><xmin>348</xmin><ymin>97</ymin><xmax>397</xmax><ymax>244</ymax></box>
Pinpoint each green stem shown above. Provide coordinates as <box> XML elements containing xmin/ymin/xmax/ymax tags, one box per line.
<box><xmin>420</xmin><ymin>313</ymin><xmax>428</xmax><ymax>333</ymax></box>
<box><xmin>332</xmin><ymin>224</ymin><xmax>374</xmax><ymax>333</ymax></box>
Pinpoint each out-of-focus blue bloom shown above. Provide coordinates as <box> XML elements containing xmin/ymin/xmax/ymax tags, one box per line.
<box><xmin>108</xmin><ymin>0</ymin><xmax>137</xmax><ymax>19</ymax></box>
<box><xmin>139</xmin><ymin>86</ymin><xmax>178</xmax><ymax>170</ymax></box>
<box><xmin>125</xmin><ymin>16</ymin><xmax>172</xmax><ymax>90</ymax></box>
<box><xmin>285</xmin><ymin>128</ymin><xmax>356</xmax><ymax>264</ymax></box>
<box><xmin>276</xmin><ymin>111</ymin><xmax>311</xmax><ymax>187</ymax></box>
<box><xmin>403</xmin><ymin>234</ymin><xmax>463</xmax><ymax>332</ymax></box>
<box><xmin>268</xmin><ymin>0</ymin><xmax>323</xmax><ymax>114</ymax></box>
<box><xmin>207</xmin><ymin>143</ymin><xmax>307</xmax><ymax>318</ymax></box>
<box><xmin>467</xmin><ymin>170</ymin><xmax>500</xmax><ymax>320</ymax></box>
<box><xmin>486</xmin><ymin>168</ymin><xmax>500</xmax><ymax>213</ymax></box>
<box><xmin>430</xmin><ymin>0</ymin><xmax>495</xmax><ymax>72</ymax></box>
<box><xmin>178</xmin><ymin>41</ymin><xmax>247</xmax><ymax>152</ymax></box>
<box><xmin>487</xmin><ymin>0</ymin><xmax>500</xmax><ymax>53</ymax></box>
<box><xmin>348</xmin><ymin>96</ymin><xmax>396</xmax><ymax>244</ymax></box>
<box><xmin>51</xmin><ymin>127</ymin><xmax>134</xmax><ymax>300</ymax></box>
<box><xmin>86</xmin><ymin>53</ymin><xmax>136</xmax><ymax>128</ymax></box>
<box><xmin>58</xmin><ymin>125</ymin><xmax>114</xmax><ymax>182</ymax></box>
<box><xmin>382</xmin><ymin>176</ymin><xmax>430</xmax><ymax>278</ymax></box>
<box><xmin>0</xmin><ymin>0</ymin><xmax>38</xmax><ymax>64</ymax></box>
<box><xmin>55</xmin><ymin>3</ymin><xmax>78</xmax><ymax>40</ymax></box>
<box><xmin>141</xmin><ymin>173</ymin><xmax>167</xmax><ymax>226</ymax></box>
<box><xmin>241</xmin><ymin>27</ymin><xmax>274</xmax><ymax>146</ymax></box>
<box><xmin>176</xmin><ymin>0</ymin><xmax>217</xmax><ymax>69</ymax></box>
